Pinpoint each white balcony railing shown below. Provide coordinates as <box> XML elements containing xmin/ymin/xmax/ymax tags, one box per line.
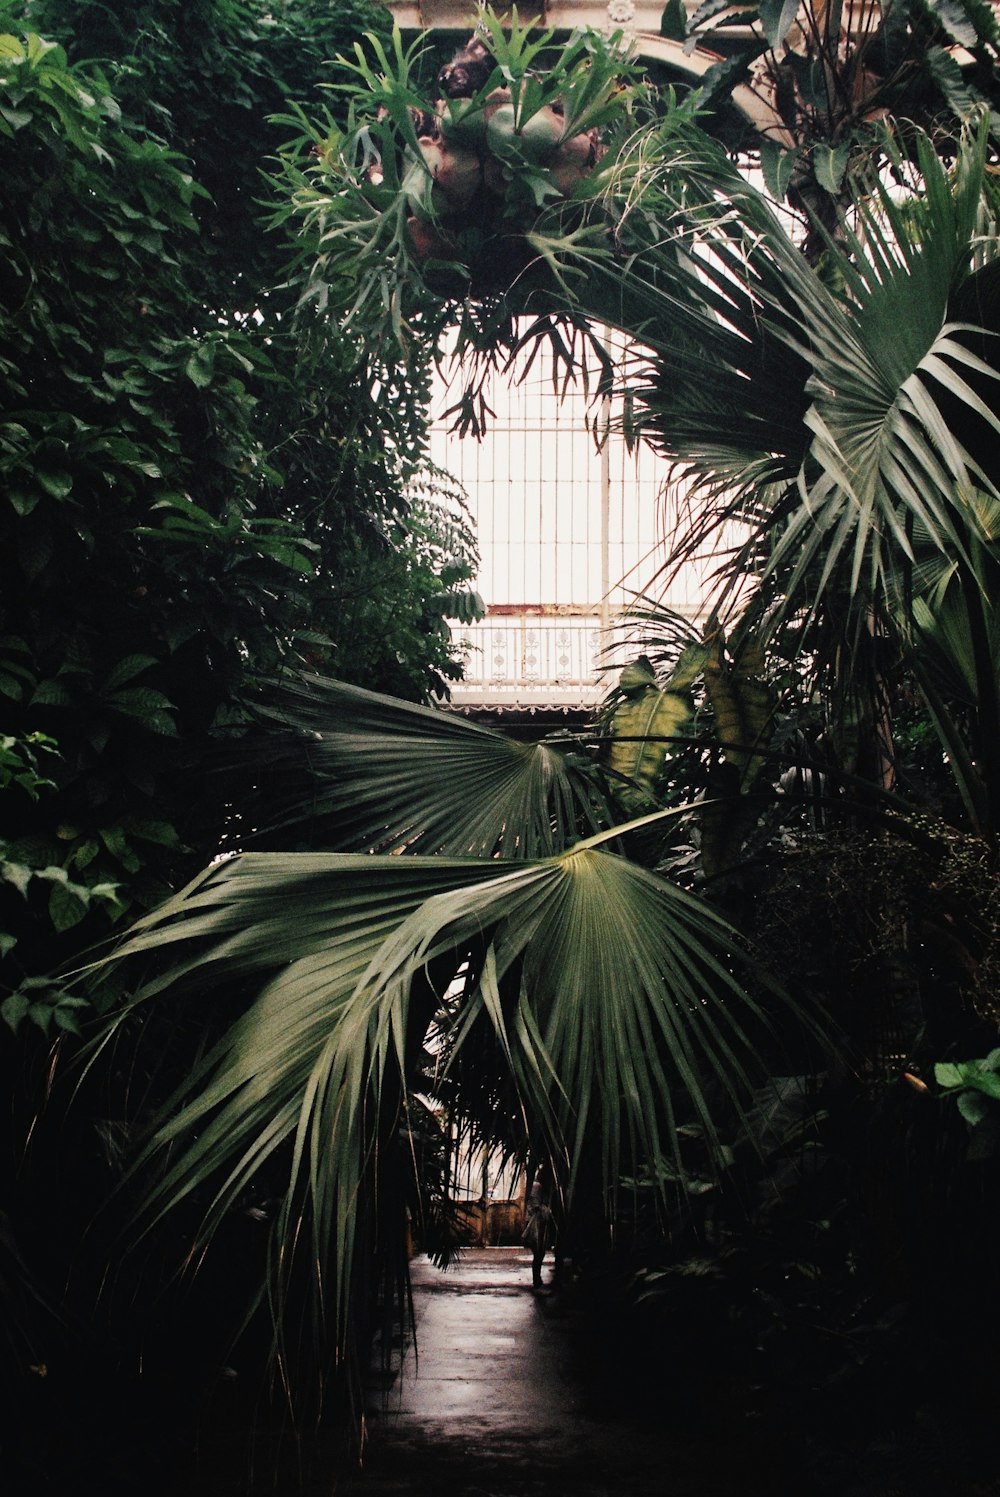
<box><xmin>450</xmin><ymin>611</ymin><xmax>604</xmax><ymax>706</ymax></box>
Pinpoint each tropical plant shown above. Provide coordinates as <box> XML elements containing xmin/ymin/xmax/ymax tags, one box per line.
<box><xmin>934</xmin><ymin>1047</ymin><xmax>1000</xmax><ymax>1155</ymax></box>
<box><xmin>283</xmin><ymin>9</ymin><xmax>1000</xmax><ymax>831</ymax></box>
<box><xmin>661</xmin><ymin>0</ymin><xmax>1000</xmax><ymax>259</ymax></box>
<box><xmin>59</xmin><ymin>0</ymin><xmax>993</xmax><ymax>1340</ymax></box>
<box><xmin>80</xmin><ymin>672</ymin><xmax>814</xmax><ymax>1424</ymax></box>
<box><xmin>0</xmin><ymin>5</ymin><xmax>482</xmax><ymax>1488</ymax></box>
<box><xmin>227</xmin><ymin>8</ymin><xmax>1000</xmax><ymax>1418</ymax></box>
<box><xmin>13</xmin><ymin>7</ymin><xmax>1000</xmax><ymax>1480</ymax></box>
<box><xmin>0</xmin><ymin>0</ymin><xmax>471</xmax><ymax>999</ymax></box>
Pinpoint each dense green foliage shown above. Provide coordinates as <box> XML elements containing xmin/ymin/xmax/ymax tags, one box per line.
<box><xmin>0</xmin><ymin>1</ymin><xmax>477</xmax><ymax>1004</ymax></box>
<box><xmin>0</xmin><ymin>5</ymin><xmax>482</xmax><ymax>1489</ymax></box>
<box><xmin>662</xmin><ymin>0</ymin><xmax>1000</xmax><ymax>257</ymax></box>
<box><xmin>73</xmin><ymin>11</ymin><xmax>1000</xmax><ymax>1489</ymax></box>
<box><xmin>6</xmin><ymin>5</ymin><xmax>1000</xmax><ymax>1492</ymax></box>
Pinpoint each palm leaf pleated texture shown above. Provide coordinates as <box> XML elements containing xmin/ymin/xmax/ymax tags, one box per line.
<box><xmin>94</xmin><ymin>677</ymin><xmax>791</xmax><ymax>1366</ymax></box>
<box><xmin>584</xmin><ymin>119</ymin><xmax>1000</xmax><ymax>657</ymax></box>
<box><xmin>88</xmin><ymin>103</ymin><xmax>1000</xmax><ymax>1379</ymax></box>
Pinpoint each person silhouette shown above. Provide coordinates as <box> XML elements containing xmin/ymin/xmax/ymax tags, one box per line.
<box><xmin>522</xmin><ymin>1177</ymin><xmax>556</xmax><ymax>1292</ymax></box>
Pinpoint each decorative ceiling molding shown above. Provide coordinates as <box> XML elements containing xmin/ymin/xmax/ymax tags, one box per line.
<box><xmin>388</xmin><ymin>2</ymin><xmax>545</xmax><ymax>27</ymax></box>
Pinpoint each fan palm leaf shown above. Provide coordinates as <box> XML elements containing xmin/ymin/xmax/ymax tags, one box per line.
<box><xmin>772</xmin><ymin>131</ymin><xmax>1000</xmax><ymax>615</ymax></box>
<box><xmin>241</xmin><ymin>673</ymin><xmax>608</xmax><ymax>857</ymax></box>
<box><xmin>290</xmin><ymin>18</ymin><xmax>1000</xmax><ymax>665</ymax></box>
<box><xmin>93</xmin><ymin>816</ymin><xmax>792</xmax><ymax>1364</ymax></box>
<box><xmin>896</xmin><ymin>493</ymin><xmax>1000</xmax><ymax>832</ymax></box>
<box><xmin>592</xmin><ymin>119</ymin><xmax>1000</xmax><ymax>641</ymax></box>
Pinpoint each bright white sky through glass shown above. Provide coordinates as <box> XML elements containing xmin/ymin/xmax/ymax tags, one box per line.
<box><xmin>428</xmin><ymin>326</ymin><xmax>711</xmax><ymax>617</ymax></box>
<box><xmin>425</xmin><ymin>324</ymin><xmax>734</xmax><ymax>704</ymax></box>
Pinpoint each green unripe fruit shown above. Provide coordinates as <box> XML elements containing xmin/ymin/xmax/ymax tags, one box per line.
<box><xmin>441</xmin><ymin>108</ymin><xmax>485</xmax><ymax>148</ymax></box>
<box><xmin>440</xmin><ymin>87</ymin><xmax>511</xmax><ymax>148</ymax></box>
<box><xmin>486</xmin><ymin>103</ymin><xmax>563</xmax><ymax>164</ymax></box>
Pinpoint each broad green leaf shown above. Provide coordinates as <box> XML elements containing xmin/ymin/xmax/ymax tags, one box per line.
<box><xmin>123</xmin><ymin>820</ymin><xmax>180</xmax><ymax>848</ymax></box>
<box><xmin>36</xmin><ymin>470</ymin><xmax>72</xmax><ymax>499</ymax></box>
<box><xmin>688</xmin><ymin>0</ymin><xmax>735</xmax><ymax>27</ymax></box>
<box><xmin>109</xmin><ymin>687</ymin><xmax>177</xmax><ymax>733</ymax></box>
<box><xmin>670</xmin><ymin>642</ymin><xmax>712</xmax><ymax>691</ymax></box>
<box><xmin>29</xmin><ymin>680</ymin><xmax>72</xmax><ymax>708</ymax></box>
<box><xmin>27</xmin><ymin>1004</ymin><xmax>53</xmax><ymax>1036</ymax></box>
<box><xmin>925</xmin><ymin>45</ymin><xmax>976</xmax><ymax>115</ymax></box>
<box><xmin>609</xmin><ymin>662</ymin><xmax>692</xmax><ymax>811</ymax></box>
<box><xmin>963</xmin><ymin>1068</ymin><xmax>1000</xmax><ymax>1100</ymax></box>
<box><xmin>1</xmin><ymin>860</ymin><xmax>32</xmax><ymax>898</ymax></box>
<box><xmin>759</xmin><ymin>139</ymin><xmax>799</xmax><ymax>203</ymax></box>
<box><xmin>813</xmin><ymin>142</ymin><xmax>850</xmax><ymax>196</ymax></box>
<box><xmin>928</xmin><ymin>0</ymin><xmax>984</xmax><ymax>48</ymax></box>
<box><xmin>660</xmin><ymin>0</ymin><xmax>689</xmax><ymax>40</ymax></box>
<box><xmin>185</xmin><ymin>343</ymin><xmax>216</xmax><ymax>388</ymax></box>
<box><xmin>958</xmin><ymin>1091</ymin><xmax>990</xmax><ymax>1125</ymax></box>
<box><xmin>702</xmin><ymin>629</ymin><xmax>773</xmax><ymax>782</ymax></box>
<box><xmin>90</xmin><ymin>832</ymin><xmax>800</xmax><ymax>1358</ymax></box>
<box><xmin>102</xmin><ymin>654</ymin><xmax>158</xmax><ymax>693</ymax></box>
<box><xmin>961</xmin><ymin>0</ymin><xmax>999</xmax><ymax>42</ymax></box>
<box><xmin>48</xmin><ymin>880</ymin><xmax>87</xmax><ymax>932</ymax></box>
<box><xmin>88</xmin><ymin>882</ymin><xmax>122</xmax><ymax>904</ymax></box>
<box><xmin>1</xmin><ymin>992</ymin><xmax>29</xmax><ymax>1032</ymax></box>
<box><xmin>8</xmin><ymin>489</ymin><xmax>38</xmax><ymax>517</ymax></box>
<box><xmin>759</xmin><ymin>0</ymin><xmax>800</xmax><ymax>49</ymax></box>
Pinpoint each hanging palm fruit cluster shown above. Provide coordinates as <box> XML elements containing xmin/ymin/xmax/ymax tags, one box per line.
<box><xmin>296</xmin><ymin>11</ymin><xmax>642</xmax><ymax>323</ymax></box>
<box><xmin>400</xmin><ymin>31</ymin><xmax>608</xmax><ymax>272</ymax></box>
<box><xmin>361</xmin><ymin>12</ymin><xmax>640</xmax><ymax>295</ymax></box>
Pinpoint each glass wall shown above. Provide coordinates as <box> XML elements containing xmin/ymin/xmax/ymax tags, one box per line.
<box><xmin>428</xmin><ymin>326</ymin><xmax>712</xmax><ymax>707</ymax></box>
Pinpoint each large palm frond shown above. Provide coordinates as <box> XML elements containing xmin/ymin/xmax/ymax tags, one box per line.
<box><xmin>772</xmin><ymin>129</ymin><xmax>1000</xmax><ymax>624</ymax></box>
<box><xmin>285</xmin><ymin>23</ymin><xmax>1000</xmax><ymax>667</ymax></box>
<box><xmin>596</xmin><ymin>119</ymin><xmax>1000</xmax><ymax>635</ymax></box>
<box><xmin>93</xmin><ymin>812</ymin><xmax>794</xmax><ymax>1367</ymax></box>
<box><xmin>899</xmin><ymin>493</ymin><xmax>1000</xmax><ymax>832</ymax></box>
<box><xmin>238</xmin><ymin>672</ymin><xmax>608</xmax><ymax>856</ymax></box>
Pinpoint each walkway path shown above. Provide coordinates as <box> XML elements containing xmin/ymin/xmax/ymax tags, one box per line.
<box><xmin>344</xmin><ymin>1248</ymin><xmax>759</xmax><ymax>1497</ymax></box>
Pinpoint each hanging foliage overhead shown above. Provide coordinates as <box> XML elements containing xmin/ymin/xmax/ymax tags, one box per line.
<box><xmin>277</xmin><ymin>8</ymin><xmax>661</xmax><ymax>339</ymax></box>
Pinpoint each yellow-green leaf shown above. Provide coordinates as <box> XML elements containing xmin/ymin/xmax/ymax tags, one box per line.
<box><xmin>610</xmin><ymin>682</ymin><xmax>691</xmax><ymax>811</ymax></box>
<box><xmin>702</xmin><ymin>629</ymin><xmax>773</xmax><ymax>786</ymax></box>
